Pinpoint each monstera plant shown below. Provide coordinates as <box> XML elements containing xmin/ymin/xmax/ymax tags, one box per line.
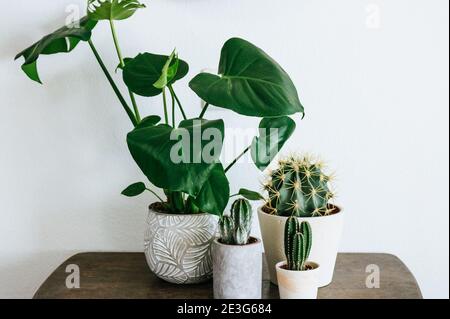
<box><xmin>15</xmin><ymin>1</ymin><xmax>305</xmax><ymax>284</ymax></box>
<box><xmin>16</xmin><ymin>0</ymin><xmax>304</xmax><ymax>284</ymax></box>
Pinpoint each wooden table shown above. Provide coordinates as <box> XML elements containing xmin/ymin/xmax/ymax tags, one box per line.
<box><xmin>34</xmin><ymin>253</ymin><xmax>422</xmax><ymax>299</ymax></box>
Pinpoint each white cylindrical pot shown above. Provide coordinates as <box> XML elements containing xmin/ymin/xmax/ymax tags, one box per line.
<box><xmin>276</xmin><ymin>261</ymin><xmax>320</xmax><ymax>299</ymax></box>
<box><xmin>258</xmin><ymin>206</ymin><xmax>343</xmax><ymax>287</ymax></box>
<box><xmin>212</xmin><ymin>237</ymin><xmax>262</xmax><ymax>299</ymax></box>
<box><xmin>144</xmin><ymin>207</ymin><xmax>219</xmax><ymax>284</ymax></box>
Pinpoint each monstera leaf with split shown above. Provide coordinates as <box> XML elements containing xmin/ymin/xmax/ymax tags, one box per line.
<box><xmin>123</xmin><ymin>52</ymin><xmax>189</xmax><ymax>96</ymax></box>
<box><xmin>251</xmin><ymin>116</ymin><xmax>296</xmax><ymax>171</ymax></box>
<box><xmin>15</xmin><ymin>17</ymin><xmax>97</xmax><ymax>83</ymax></box>
<box><xmin>127</xmin><ymin>119</ymin><xmax>225</xmax><ymax>197</ymax></box>
<box><xmin>87</xmin><ymin>0</ymin><xmax>146</xmax><ymax>21</ymax></box>
<box><xmin>189</xmin><ymin>37</ymin><xmax>304</xmax><ymax>117</ymax></box>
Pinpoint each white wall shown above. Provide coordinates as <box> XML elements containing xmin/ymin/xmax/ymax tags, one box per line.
<box><xmin>0</xmin><ymin>0</ymin><xmax>448</xmax><ymax>299</ymax></box>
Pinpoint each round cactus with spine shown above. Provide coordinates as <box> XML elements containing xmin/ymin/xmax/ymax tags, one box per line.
<box><xmin>264</xmin><ymin>155</ymin><xmax>335</xmax><ymax>217</ymax></box>
<box><xmin>219</xmin><ymin>198</ymin><xmax>253</xmax><ymax>245</ymax></box>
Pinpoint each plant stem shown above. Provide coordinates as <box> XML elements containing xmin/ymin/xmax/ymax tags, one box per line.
<box><xmin>145</xmin><ymin>188</ymin><xmax>166</xmax><ymax>203</ymax></box>
<box><xmin>171</xmin><ymin>88</ymin><xmax>176</xmax><ymax>127</ymax></box>
<box><xmin>162</xmin><ymin>88</ymin><xmax>169</xmax><ymax>125</ymax></box>
<box><xmin>199</xmin><ymin>103</ymin><xmax>210</xmax><ymax>119</ymax></box>
<box><xmin>224</xmin><ymin>145</ymin><xmax>251</xmax><ymax>173</ymax></box>
<box><xmin>129</xmin><ymin>92</ymin><xmax>141</xmax><ymax>123</ymax></box>
<box><xmin>168</xmin><ymin>85</ymin><xmax>187</xmax><ymax>120</ymax></box>
<box><xmin>109</xmin><ymin>19</ymin><xmax>141</xmax><ymax>123</ymax></box>
<box><xmin>88</xmin><ymin>40</ymin><xmax>137</xmax><ymax>127</ymax></box>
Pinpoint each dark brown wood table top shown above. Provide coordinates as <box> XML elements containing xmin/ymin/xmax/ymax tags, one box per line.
<box><xmin>33</xmin><ymin>253</ymin><xmax>422</xmax><ymax>299</ymax></box>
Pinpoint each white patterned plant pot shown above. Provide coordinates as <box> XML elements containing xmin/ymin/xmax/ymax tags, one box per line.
<box><xmin>144</xmin><ymin>207</ymin><xmax>219</xmax><ymax>284</ymax></box>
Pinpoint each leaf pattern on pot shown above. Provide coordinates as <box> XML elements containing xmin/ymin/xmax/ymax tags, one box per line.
<box><xmin>152</xmin><ymin>262</ymin><xmax>188</xmax><ymax>284</ymax></box>
<box><xmin>183</xmin><ymin>243</ymin><xmax>213</xmax><ymax>278</ymax></box>
<box><xmin>144</xmin><ymin>210</ymin><xmax>218</xmax><ymax>284</ymax></box>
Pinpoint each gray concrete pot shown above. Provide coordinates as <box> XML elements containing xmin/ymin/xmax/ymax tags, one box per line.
<box><xmin>212</xmin><ymin>237</ymin><xmax>262</xmax><ymax>299</ymax></box>
<box><xmin>144</xmin><ymin>206</ymin><xmax>218</xmax><ymax>284</ymax></box>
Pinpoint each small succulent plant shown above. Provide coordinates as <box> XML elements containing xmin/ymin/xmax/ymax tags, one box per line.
<box><xmin>284</xmin><ymin>216</ymin><xmax>312</xmax><ymax>271</ymax></box>
<box><xmin>219</xmin><ymin>198</ymin><xmax>253</xmax><ymax>245</ymax></box>
<box><xmin>264</xmin><ymin>155</ymin><xmax>335</xmax><ymax>217</ymax></box>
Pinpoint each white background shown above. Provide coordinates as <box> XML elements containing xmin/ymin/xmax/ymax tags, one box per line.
<box><xmin>0</xmin><ymin>0</ymin><xmax>448</xmax><ymax>298</ymax></box>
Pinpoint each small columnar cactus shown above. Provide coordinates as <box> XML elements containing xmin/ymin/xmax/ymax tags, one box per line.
<box><xmin>284</xmin><ymin>217</ymin><xmax>312</xmax><ymax>271</ymax></box>
<box><xmin>219</xmin><ymin>198</ymin><xmax>253</xmax><ymax>245</ymax></box>
<box><xmin>265</xmin><ymin>155</ymin><xmax>335</xmax><ymax>217</ymax></box>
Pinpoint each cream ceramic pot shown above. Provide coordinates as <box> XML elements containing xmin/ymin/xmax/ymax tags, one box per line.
<box><xmin>144</xmin><ymin>207</ymin><xmax>219</xmax><ymax>284</ymax></box>
<box><xmin>276</xmin><ymin>261</ymin><xmax>320</xmax><ymax>299</ymax></box>
<box><xmin>258</xmin><ymin>206</ymin><xmax>343</xmax><ymax>287</ymax></box>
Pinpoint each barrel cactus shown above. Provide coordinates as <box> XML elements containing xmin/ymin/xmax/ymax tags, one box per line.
<box><xmin>265</xmin><ymin>155</ymin><xmax>335</xmax><ymax>217</ymax></box>
<box><xmin>284</xmin><ymin>217</ymin><xmax>312</xmax><ymax>271</ymax></box>
<box><xmin>219</xmin><ymin>198</ymin><xmax>253</xmax><ymax>245</ymax></box>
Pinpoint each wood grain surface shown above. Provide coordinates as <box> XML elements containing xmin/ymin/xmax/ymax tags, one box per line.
<box><xmin>33</xmin><ymin>253</ymin><xmax>422</xmax><ymax>299</ymax></box>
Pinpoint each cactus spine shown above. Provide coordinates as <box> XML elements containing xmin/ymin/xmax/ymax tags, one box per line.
<box><xmin>284</xmin><ymin>217</ymin><xmax>312</xmax><ymax>271</ymax></box>
<box><xmin>219</xmin><ymin>198</ymin><xmax>253</xmax><ymax>245</ymax></box>
<box><xmin>265</xmin><ymin>155</ymin><xmax>335</xmax><ymax>217</ymax></box>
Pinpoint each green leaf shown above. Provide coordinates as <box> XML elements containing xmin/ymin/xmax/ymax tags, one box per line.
<box><xmin>127</xmin><ymin>118</ymin><xmax>225</xmax><ymax>197</ymax></box>
<box><xmin>189</xmin><ymin>37</ymin><xmax>304</xmax><ymax>117</ymax></box>
<box><xmin>21</xmin><ymin>61</ymin><xmax>41</xmax><ymax>84</ymax></box>
<box><xmin>251</xmin><ymin>116</ymin><xmax>296</xmax><ymax>170</ymax></box>
<box><xmin>192</xmin><ymin>164</ymin><xmax>230</xmax><ymax>216</ymax></box>
<box><xmin>135</xmin><ymin>115</ymin><xmax>161</xmax><ymax>129</ymax></box>
<box><xmin>121</xmin><ymin>182</ymin><xmax>146</xmax><ymax>197</ymax></box>
<box><xmin>15</xmin><ymin>17</ymin><xmax>97</xmax><ymax>83</ymax></box>
<box><xmin>123</xmin><ymin>53</ymin><xmax>189</xmax><ymax>97</ymax></box>
<box><xmin>153</xmin><ymin>50</ymin><xmax>180</xmax><ymax>89</ymax></box>
<box><xmin>88</xmin><ymin>0</ymin><xmax>145</xmax><ymax>21</ymax></box>
<box><xmin>236</xmin><ymin>188</ymin><xmax>264</xmax><ymax>201</ymax></box>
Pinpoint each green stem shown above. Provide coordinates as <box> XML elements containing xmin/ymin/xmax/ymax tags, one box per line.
<box><xmin>168</xmin><ymin>85</ymin><xmax>187</xmax><ymax>120</ymax></box>
<box><xmin>129</xmin><ymin>92</ymin><xmax>141</xmax><ymax>123</ymax></box>
<box><xmin>88</xmin><ymin>40</ymin><xmax>137</xmax><ymax>127</ymax></box>
<box><xmin>199</xmin><ymin>103</ymin><xmax>210</xmax><ymax>119</ymax></box>
<box><xmin>171</xmin><ymin>88</ymin><xmax>176</xmax><ymax>127</ymax></box>
<box><xmin>224</xmin><ymin>145</ymin><xmax>251</xmax><ymax>173</ymax></box>
<box><xmin>162</xmin><ymin>89</ymin><xmax>169</xmax><ymax>125</ymax></box>
<box><xmin>109</xmin><ymin>19</ymin><xmax>141</xmax><ymax>123</ymax></box>
<box><xmin>145</xmin><ymin>188</ymin><xmax>166</xmax><ymax>203</ymax></box>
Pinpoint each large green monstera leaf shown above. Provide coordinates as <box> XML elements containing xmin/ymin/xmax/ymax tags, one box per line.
<box><xmin>127</xmin><ymin>119</ymin><xmax>225</xmax><ymax>197</ymax></box>
<box><xmin>192</xmin><ymin>163</ymin><xmax>230</xmax><ymax>216</ymax></box>
<box><xmin>251</xmin><ymin>116</ymin><xmax>296</xmax><ymax>170</ymax></box>
<box><xmin>87</xmin><ymin>0</ymin><xmax>145</xmax><ymax>21</ymax></box>
<box><xmin>189</xmin><ymin>38</ymin><xmax>304</xmax><ymax>117</ymax></box>
<box><xmin>15</xmin><ymin>17</ymin><xmax>97</xmax><ymax>83</ymax></box>
<box><xmin>123</xmin><ymin>53</ymin><xmax>189</xmax><ymax>97</ymax></box>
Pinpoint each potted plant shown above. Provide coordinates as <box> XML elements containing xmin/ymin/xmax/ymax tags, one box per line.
<box><xmin>15</xmin><ymin>1</ymin><xmax>305</xmax><ymax>284</ymax></box>
<box><xmin>258</xmin><ymin>155</ymin><xmax>343</xmax><ymax>287</ymax></box>
<box><xmin>212</xmin><ymin>198</ymin><xmax>262</xmax><ymax>299</ymax></box>
<box><xmin>276</xmin><ymin>217</ymin><xmax>320</xmax><ymax>299</ymax></box>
